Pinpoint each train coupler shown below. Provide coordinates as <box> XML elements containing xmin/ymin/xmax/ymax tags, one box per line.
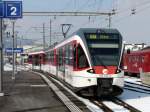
<box><xmin>97</xmin><ymin>78</ymin><xmax>113</xmax><ymax>97</ymax></box>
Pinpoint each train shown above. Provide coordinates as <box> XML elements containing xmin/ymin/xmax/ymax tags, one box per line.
<box><xmin>28</xmin><ymin>28</ymin><xmax>124</xmax><ymax>97</ymax></box>
<box><xmin>123</xmin><ymin>46</ymin><xmax>150</xmax><ymax>85</ymax></box>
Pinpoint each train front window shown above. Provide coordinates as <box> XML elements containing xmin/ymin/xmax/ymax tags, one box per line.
<box><xmin>85</xmin><ymin>33</ymin><xmax>121</xmax><ymax>66</ymax></box>
<box><xmin>77</xmin><ymin>44</ymin><xmax>89</xmax><ymax>68</ymax></box>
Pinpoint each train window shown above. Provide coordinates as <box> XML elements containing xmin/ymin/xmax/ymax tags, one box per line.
<box><xmin>65</xmin><ymin>45</ymin><xmax>69</xmax><ymax>65</ymax></box>
<box><xmin>74</xmin><ymin>45</ymin><xmax>77</xmax><ymax>68</ymax></box>
<box><xmin>53</xmin><ymin>51</ymin><xmax>54</xmax><ymax>63</ymax></box>
<box><xmin>42</xmin><ymin>54</ymin><xmax>45</xmax><ymax>64</ymax></box>
<box><xmin>50</xmin><ymin>51</ymin><xmax>52</xmax><ymax>64</ymax></box>
<box><xmin>142</xmin><ymin>56</ymin><xmax>145</xmax><ymax>63</ymax></box>
<box><xmin>77</xmin><ymin>44</ymin><xmax>89</xmax><ymax>68</ymax></box>
<box><xmin>132</xmin><ymin>56</ymin><xmax>135</xmax><ymax>62</ymax></box>
<box><xmin>65</xmin><ymin>44</ymin><xmax>73</xmax><ymax>66</ymax></box>
<box><xmin>45</xmin><ymin>53</ymin><xmax>49</xmax><ymax>62</ymax></box>
<box><xmin>50</xmin><ymin>51</ymin><xmax>54</xmax><ymax>64</ymax></box>
<box><xmin>58</xmin><ymin>48</ymin><xmax>64</xmax><ymax>71</ymax></box>
<box><xmin>39</xmin><ymin>56</ymin><xmax>42</xmax><ymax>64</ymax></box>
<box><xmin>69</xmin><ymin>45</ymin><xmax>73</xmax><ymax>65</ymax></box>
<box><xmin>128</xmin><ymin>57</ymin><xmax>131</xmax><ymax>62</ymax></box>
<box><xmin>28</xmin><ymin>55</ymin><xmax>32</xmax><ymax>63</ymax></box>
<box><xmin>135</xmin><ymin>56</ymin><xmax>138</xmax><ymax>62</ymax></box>
<box><xmin>34</xmin><ymin>55</ymin><xmax>39</xmax><ymax>65</ymax></box>
<box><xmin>131</xmin><ymin>56</ymin><xmax>136</xmax><ymax>62</ymax></box>
<box><xmin>28</xmin><ymin>55</ymin><xmax>32</xmax><ymax>60</ymax></box>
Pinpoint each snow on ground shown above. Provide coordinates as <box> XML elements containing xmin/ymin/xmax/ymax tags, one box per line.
<box><xmin>4</xmin><ymin>63</ymin><xmax>30</xmax><ymax>71</ymax></box>
<box><xmin>124</xmin><ymin>76</ymin><xmax>142</xmax><ymax>85</ymax></box>
<box><xmin>4</xmin><ymin>63</ymin><xmax>13</xmax><ymax>71</ymax></box>
<box><xmin>103</xmin><ymin>101</ymin><xmax>129</xmax><ymax>112</ymax></box>
<box><xmin>119</xmin><ymin>89</ymin><xmax>150</xmax><ymax>112</ymax></box>
<box><xmin>119</xmin><ymin>76</ymin><xmax>150</xmax><ymax>112</ymax></box>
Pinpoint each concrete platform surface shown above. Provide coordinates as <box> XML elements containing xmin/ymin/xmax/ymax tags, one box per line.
<box><xmin>0</xmin><ymin>71</ymin><xmax>69</xmax><ymax>112</ymax></box>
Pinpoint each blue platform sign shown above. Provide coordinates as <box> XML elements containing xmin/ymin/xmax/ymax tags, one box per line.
<box><xmin>5</xmin><ymin>1</ymin><xmax>22</xmax><ymax>18</ymax></box>
<box><xmin>0</xmin><ymin>2</ymin><xmax>4</xmax><ymax>17</ymax></box>
<box><xmin>5</xmin><ymin>48</ymin><xmax>23</xmax><ymax>53</ymax></box>
<box><xmin>0</xmin><ymin>1</ymin><xmax>22</xmax><ymax>18</ymax></box>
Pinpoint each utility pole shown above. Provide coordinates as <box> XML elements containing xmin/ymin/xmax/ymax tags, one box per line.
<box><xmin>108</xmin><ymin>14</ymin><xmax>111</xmax><ymax>28</ymax></box>
<box><xmin>12</xmin><ymin>20</ymin><xmax>16</xmax><ymax>80</ymax></box>
<box><xmin>49</xmin><ymin>19</ymin><xmax>52</xmax><ymax>46</ymax></box>
<box><xmin>15</xmin><ymin>31</ymin><xmax>18</xmax><ymax>74</ymax></box>
<box><xmin>61</xmin><ymin>24</ymin><xmax>72</xmax><ymax>38</ymax></box>
<box><xmin>0</xmin><ymin>18</ymin><xmax>4</xmax><ymax>96</ymax></box>
<box><xmin>20</xmin><ymin>36</ymin><xmax>23</xmax><ymax>65</ymax></box>
<box><xmin>43</xmin><ymin>23</ymin><xmax>46</xmax><ymax>50</ymax></box>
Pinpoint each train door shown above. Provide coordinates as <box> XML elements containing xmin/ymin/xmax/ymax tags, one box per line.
<box><xmin>64</xmin><ymin>43</ymin><xmax>74</xmax><ymax>83</ymax></box>
<box><xmin>56</xmin><ymin>52</ymin><xmax>58</xmax><ymax>77</ymax></box>
<box><xmin>57</xmin><ymin>47</ymin><xmax>65</xmax><ymax>80</ymax></box>
<box><xmin>39</xmin><ymin>55</ymin><xmax>42</xmax><ymax>70</ymax></box>
<box><xmin>64</xmin><ymin>45</ymin><xmax>69</xmax><ymax>82</ymax></box>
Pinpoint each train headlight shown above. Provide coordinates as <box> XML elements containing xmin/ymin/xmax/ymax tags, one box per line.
<box><xmin>116</xmin><ymin>68</ymin><xmax>122</xmax><ymax>73</ymax></box>
<box><xmin>102</xmin><ymin>69</ymin><xmax>108</xmax><ymax>74</ymax></box>
<box><xmin>87</xmin><ymin>69</ymin><xmax>95</xmax><ymax>73</ymax></box>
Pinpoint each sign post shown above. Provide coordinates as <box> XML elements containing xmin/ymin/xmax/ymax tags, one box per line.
<box><xmin>0</xmin><ymin>17</ymin><xmax>3</xmax><ymax>96</ymax></box>
<box><xmin>0</xmin><ymin>1</ymin><xmax>22</xmax><ymax>96</ymax></box>
<box><xmin>0</xmin><ymin>2</ymin><xmax>4</xmax><ymax>17</ymax></box>
<box><xmin>0</xmin><ymin>0</ymin><xmax>3</xmax><ymax>96</ymax></box>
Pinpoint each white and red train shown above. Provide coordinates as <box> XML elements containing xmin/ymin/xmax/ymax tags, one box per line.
<box><xmin>28</xmin><ymin>28</ymin><xmax>124</xmax><ymax>97</ymax></box>
<box><xmin>123</xmin><ymin>47</ymin><xmax>150</xmax><ymax>85</ymax></box>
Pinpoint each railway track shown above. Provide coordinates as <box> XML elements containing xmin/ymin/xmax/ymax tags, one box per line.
<box><xmin>33</xmin><ymin>71</ymin><xmax>92</xmax><ymax>112</ymax></box>
<box><xmin>111</xmin><ymin>97</ymin><xmax>141</xmax><ymax>112</ymax></box>
<box><xmin>125</xmin><ymin>81</ymin><xmax>150</xmax><ymax>94</ymax></box>
<box><xmin>125</xmin><ymin>81</ymin><xmax>150</xmax><ymax>89</ymax></box>
<box><xmin>90</xmin><ymin>97</ymin><xmax>142</xmax><ymax>112</ymax></box>
<box><xmin>33</xmin><ymin>70</ymin><xmax>143</xmax><ymax>112</ymax></box>
<box><xmin>91</xmin><ymin>100</ymin><xmax>113</xmax><ymax>112</ymax></box>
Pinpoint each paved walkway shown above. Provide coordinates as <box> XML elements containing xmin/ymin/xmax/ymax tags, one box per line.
<box><xmin>0</xmin><ymin>71</ymin><xmax>69</xmax><ymax>112</ymax></box>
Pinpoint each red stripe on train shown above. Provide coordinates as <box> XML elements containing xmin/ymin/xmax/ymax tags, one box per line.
<box><xmin>93</xmin><ymin>66</ymin><xmax>117</xmax><ymax>74</ymax></box>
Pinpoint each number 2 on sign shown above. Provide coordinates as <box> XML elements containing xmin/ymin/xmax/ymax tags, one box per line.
<box><xmin>11</xmin><ymin>7</ymin><xmax>17</xmax><ymax>16</ymax></box>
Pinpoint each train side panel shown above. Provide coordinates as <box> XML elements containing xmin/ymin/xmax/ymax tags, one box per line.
<box><xmin>123</xmin><ymin>48</ymin><xmax>150</xmax><ymax>85</ymax></box>
<box><xmin>140</xmin><ymin>52</ymin><xmax>150</xmax><ymax>85</ymax></box>
<box><xmin>123</xmin><ymin>52</ymin><xmax>143</xmax><ymax>75</ymax></box>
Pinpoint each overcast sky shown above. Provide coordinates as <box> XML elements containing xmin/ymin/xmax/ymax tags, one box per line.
<box><xmin>5</xmin><ymin>0</ymin><xmax>150</xmax><ymax>45</ymax></box>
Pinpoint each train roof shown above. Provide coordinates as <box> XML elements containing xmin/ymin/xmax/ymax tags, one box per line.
<box><xmin>45</xmin><ymin>28</ymin><xmax>122</xmax><ymax>51</ymax></box>
<box><xmin>28</xmin><ymin>51</ymin><xmax>45</xmax><ymax>55</ymax></box>
<box><xmin>58</xmin><ymin>28</ymin><xmax>121</xmax><ymax>44</ymax></box>
<box><xmin>72</xmin><ymin>28</ymin><xmax>121</xmax><ymax>36</ymax></box>
<box><xmin>141</xmin><ymin>46</ymin><xmax>150</xmax><ymax>51</ymax></box>
<box><xmin>125</xmin><ymin>46</ymin><xmax>150</xmax><ymax>55</ymax></box>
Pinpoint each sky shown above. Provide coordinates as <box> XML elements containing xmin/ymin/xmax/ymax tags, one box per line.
<box><xmin>4</xmin><ymin>0</ymin><xmax>150</xmax><ymax>46</ymax></box>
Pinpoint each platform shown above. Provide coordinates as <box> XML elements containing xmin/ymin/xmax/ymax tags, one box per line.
<box><xmin>0</xmin><ymin>71</ymin><xmax>69</xmax><ymax>112</ymax></box>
